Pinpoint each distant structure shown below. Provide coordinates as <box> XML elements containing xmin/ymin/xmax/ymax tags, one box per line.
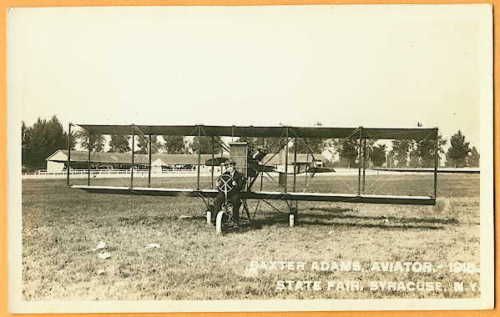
<box><xmin>45</xmin><ymin>150</ymin><xmax>328</xmax><ymax>173</ymax></box>
<box><xmin>46</xmin><ymin>150</ymin><xmax>216</xmax><ymax>173</ymax></box>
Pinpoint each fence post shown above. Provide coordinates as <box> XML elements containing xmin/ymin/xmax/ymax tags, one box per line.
<box><xmin>357</xmin><ymin>127</ymin><xmax>363</xmax><ymax>196</ymax></box>
<box><xmin>433</xmin><ymin>128</ymin><xmax>439</xmax><ymax>199</ymax></box>
<box><xmin>284</xmin><ymin>127</ymin><xmax>289</xmax><ymax>193</ymax></box>
<box><xmin>148</xmin><ymin>134</ymin><xmax>152</xmax><ymax>187</ymax></box>
<box><xmin>67</xmin><ymin>123</ymin><xmax>72</xmax><ymax>186</ymax></box>
<box><xmin>196</xmin><ymin>126</ymin><xmax>201</xmax><ymax>190</ymax></box>
<box><xmin>87</xmin><ymin>133</ymin><xmax>91</xmax><ymax>186</ymax></box>
<box><xmin>131</xmin><ymin>125</ymin><xmax>135</xmax><ymax>189</ymax></box>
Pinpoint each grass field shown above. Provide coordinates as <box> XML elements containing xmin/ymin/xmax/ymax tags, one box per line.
<box><xmin>22</xmin><ymin>174</ymin><xmax>481</xmax><ymax>300</ymax></box>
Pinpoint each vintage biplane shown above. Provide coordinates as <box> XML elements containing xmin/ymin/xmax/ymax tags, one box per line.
<box><xmin>67</xmin><ymin>124</ymin><xmax>440</xmax><ymax>234</ymax></box>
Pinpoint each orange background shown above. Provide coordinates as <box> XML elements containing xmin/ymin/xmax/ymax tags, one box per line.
<box><xmin>0</xmin><ymin>0</ymin><xmax>496</xmax><ymax>316</ymax></box>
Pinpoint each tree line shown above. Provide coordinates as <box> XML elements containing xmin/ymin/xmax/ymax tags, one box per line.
<box><xmin>234</xmin><ymin>131</ymin><xmax>478</xmax><ymax>169</ymax></box>
<box><xmin>21</xmin><ymin>116</ymin><xmax>225</xmax><ymax>170</ymax></box>
<box><xmin>21</xmin><ymin>116</ymin><xmax>480</xmax><ymax>170</ymax></box>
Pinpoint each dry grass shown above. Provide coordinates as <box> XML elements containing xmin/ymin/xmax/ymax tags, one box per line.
<box><xmin>22</xmin><ymin>174</ymin><xmax>480</xmax><ymax>300</ymax></box>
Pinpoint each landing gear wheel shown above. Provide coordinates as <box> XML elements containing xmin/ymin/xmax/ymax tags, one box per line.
<box><xmin>289</xmin><ymin>213</ymin><xmax>295</xmax><ymax>227</ymax></box>
<box><xmin>215</xmin><ymin>210</ymin><xmax>225</xmax><ymax>235</ymax></box>
<box><xmin>206</xmin><ymin>211</ymin><xmax>212</xmax><ymax>225</ymax></box>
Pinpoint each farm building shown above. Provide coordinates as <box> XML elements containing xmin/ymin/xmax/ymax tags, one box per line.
<box><xmin>45</xmin><ymin>150</ymin><xmax>330</xmax><ymax>173</ymax></box>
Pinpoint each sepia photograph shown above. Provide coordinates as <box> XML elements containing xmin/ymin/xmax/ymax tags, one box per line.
<box><xmin>7</xmin><ymin>4</ymin><xmax>493</xmax><ymax>313</ymax></box>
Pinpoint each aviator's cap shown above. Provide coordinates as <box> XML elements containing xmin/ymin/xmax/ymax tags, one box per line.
<box><xmin>226</xmin><ymin>160</ymin><xmax>237</xmax><ymax>166</ymax></box>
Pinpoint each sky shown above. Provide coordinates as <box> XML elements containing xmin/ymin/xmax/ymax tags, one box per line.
<box><xmin>8</xmin><ymin>5</ymin><xmax>491</xmax><ymax>149</ymax></box>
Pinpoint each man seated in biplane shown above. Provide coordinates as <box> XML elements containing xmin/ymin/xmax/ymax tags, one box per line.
<box><xmin>212</xmin><ymin>160</ymin><xmax>245</xmax><ymax>226</ymax></box>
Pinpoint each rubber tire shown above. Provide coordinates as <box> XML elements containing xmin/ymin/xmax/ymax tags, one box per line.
<box><xmin>206</xmin><ymin>211</ymin><xmax>212</xmax><ymax>225</ymax></box>
<box><xmin>289</xmin><ymin>213</ymin><xmax>295</xmax><ymax>227</ymax></box>
<box><xmin>216</xmin><ymin>211</ymin><xmax>225</xmax><ymax>235</ymax></box>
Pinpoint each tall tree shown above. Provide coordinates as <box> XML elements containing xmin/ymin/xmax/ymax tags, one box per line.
<box><xmin>371</xmin><ymin>144</ymin><xmax>387</xmax><ymax>167</ymax></box>
<box><xmin>362</xmin><ymin>139</ymin><xmax>376</xmax><ymax>165</ymax></box>
<box><xmin>22</xmin><ymin>121</ymin><xmax>32</xmax><ymax>168</ymax></box>
<box><xmin>136</xmin><ymin>135</ymin><xmax>160</xmax><ymax>154</ymax></box>
<box><xmin>291</xmin><ymin>138</ymin><xmax>325</xmax><ymax>154</ymax></box>
<box><xmin>446</xmin><ymin>130</ymin><xmax>470</xmax><ymax>167</ymax></box>
<box><xmin>338</xmin><ymin>138</ymin><xmax>358</xmax><ymax>168</ymax></box>
<box><xmin>22</xmin><ymin>116</ymin><xmax>73</xmax><ymax>169</ymax></box>
<box><xmin>409</xmin><ymin>135</ymin><xmax>447</xmax><ymax>167</ymax></box>
<box><xmin>108</xmin><ymin>135</ymin><xmax>130</xmax><ymax>153</ymax></box>
<box><xmin>235</xmin><ymin>136</ymin><xmax>260</xmax><ymax>148</ymax></box>
<box><xmin>467</xmin><ymin>146</ymin><xmax>480</xmax><ymax>167</ymax></box>
<box><xmin>191</xmin><ymin>136</ymin><xmax>223</xmax><ymax>154</ymax></box>
<box><xmin>163</xmin><ymin>135</ymin><xmax>186</xmax><ymax>154</ymax></box>
<box><xmin>408</xmin><ymin>141</ymin><xmax>420</xmax><ymax>167</ymax></box>
<box><xmin>74</xmin><ymin>129</ymin><xmax>105</xmax><ymax>152</ymax></box>
<box><xmin>263</xmin><ymin>137</ymin><xmax>284</xmax><ymax>154</ymax></box>
<box><xmin>390</xmin><ymin>139</ymin><xmax>411</xmax><ymax>167</ymax></box>
<box><xmin>386</xmin><ymin>151</ymin><xmax>395</xmax><ymax>168</ymax></box>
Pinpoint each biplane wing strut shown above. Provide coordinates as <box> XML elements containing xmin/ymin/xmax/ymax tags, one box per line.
<box><xmin>67</xmin><ymin>124</ymin><xmax>439</xmax><ymax>213</ymax></box>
